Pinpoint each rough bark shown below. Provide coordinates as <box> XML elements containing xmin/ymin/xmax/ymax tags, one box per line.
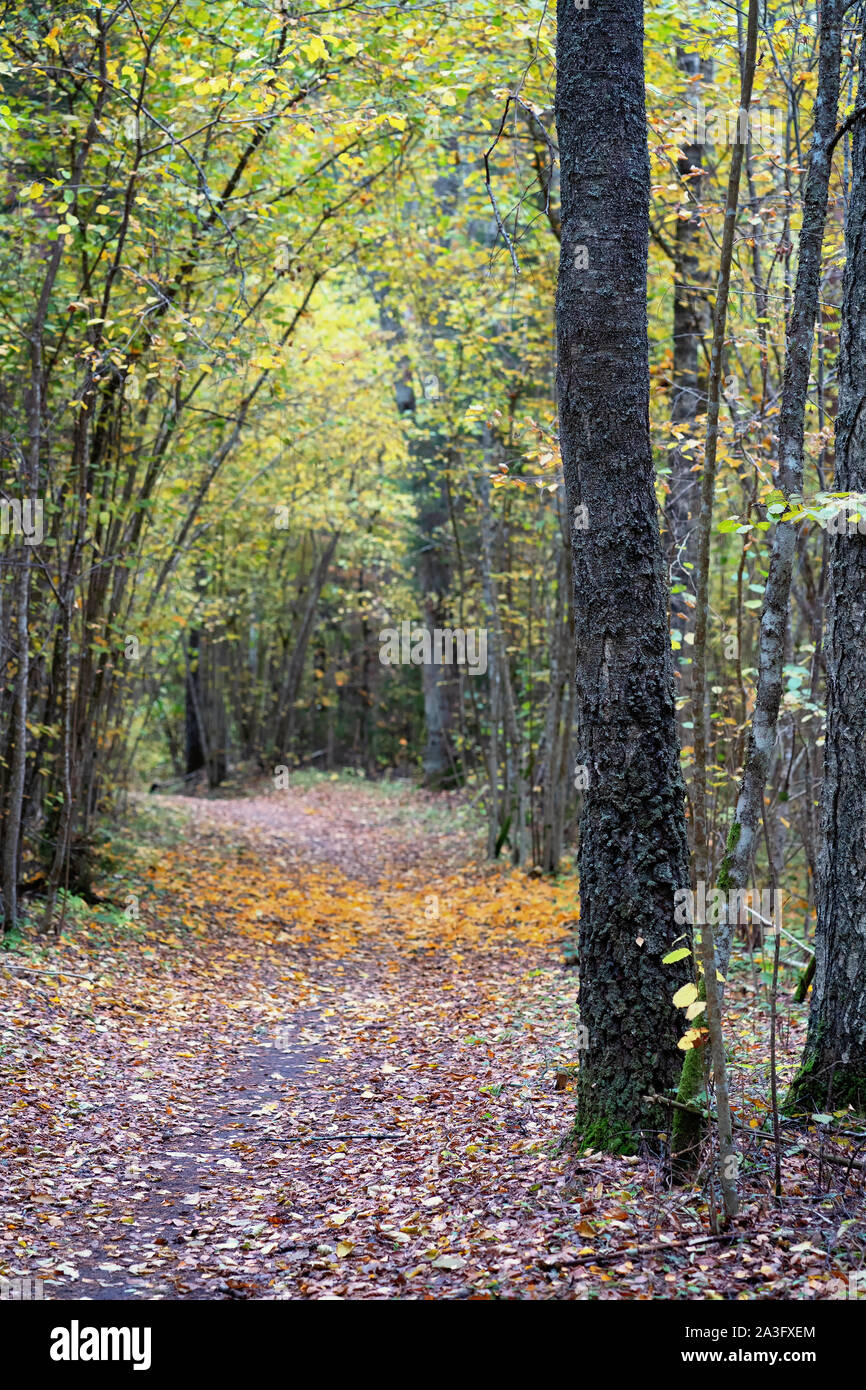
<box><xmin>555</xmin><ymin>0</ymin><xmax>691</xmax><ymax>1152</ymax></box>
<box><xmin>788</xmin><ymin>22</ymin><xmax>866</xmax><ymax>1114</ymax></box>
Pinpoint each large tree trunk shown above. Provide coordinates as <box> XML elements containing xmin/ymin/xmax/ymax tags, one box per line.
<box><xmin>555</xmin><ymin>0</ymin><xmax>691</xmax><ymax>1151</ymax></box>
<box><xmin>788</xmin><ymin>20</ymin><xmax>866</xmax><ymax>1114</ymax></box>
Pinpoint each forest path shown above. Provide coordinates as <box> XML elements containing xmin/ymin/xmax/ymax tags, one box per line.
<box><xmin>2</xmin><ymin>782</ymin><xmax>586</xmax><ymax>1299</ymax></box>
<box><xmin>0</xmin><ymin>781</ymin><xmax>839</xmax><ymax>1299</ymax></box>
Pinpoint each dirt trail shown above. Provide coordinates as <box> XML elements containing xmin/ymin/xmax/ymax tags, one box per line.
<box><xmin>1</xmin><ymin>783</ymin><xmax>842</xmax><ymax>1300</ymax></box>
<box><xmin>2</xmin><ymin>784</ymin><xmax>584</xmax><ymax>1300</ymax></box>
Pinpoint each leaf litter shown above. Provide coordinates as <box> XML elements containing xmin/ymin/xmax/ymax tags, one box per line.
<box><xmin>1</xmin><ymin>780</ymin><xmax>863</xmax><ymax>1300</ymax></box>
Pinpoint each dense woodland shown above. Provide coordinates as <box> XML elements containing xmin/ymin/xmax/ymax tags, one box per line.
<box><xmin>1</xmin><ymin>0</ymin><xmax>866</xmax><ymax>1313</ymax></box>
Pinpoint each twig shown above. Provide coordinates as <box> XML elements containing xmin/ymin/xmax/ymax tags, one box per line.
<box><xmin>828</xmin><ymin>103</ymin><xmax>866</xmax><ymax>156</ymax></box>
<box><xmin>484</xmin><ymin>99</ymin><xmax>521</xmax><ymax>274</ymax></box>
<box><xmin>0</xmin><ymin>962</ymin><xmax>95</xmax><ymax>981</ymax></box>
<box><xmin>282</xmin><ymin>1133</ymin><xmax>396</xmax><ymax>1142</ymax></box>
<box><xmin>543</xmin><ymin>1232</ymin><xmax>745</xmax><ymax>1267</ymax></box>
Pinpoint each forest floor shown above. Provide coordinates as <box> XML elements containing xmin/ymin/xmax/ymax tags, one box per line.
<box><xmin>1</xmin><ymin>777</ymin><xmax>863</xmax><ymax>1300</ymax></box>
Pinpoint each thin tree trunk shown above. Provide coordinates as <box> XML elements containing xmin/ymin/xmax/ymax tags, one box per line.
<box><xmin>667</xmin><ymin>48</ymin><xmax>711</xmax><ymax>671</ymax></box>
<box><xmin>2</xmin><ymin>238</ymin><xmax>63</xmax><ymax>930</ymax></box>
<box><xmin>273</xmin><ymin>532</ymin><xmax>339</xmax><ymax>758</ymax></box>
<box><xmin>691</xmin><ymin>0</ymin><xmax>759</xmax><ymax>896</ymax></box>
<box><xmin>184</xmin><ymin>628</ymin><xmax>209</xmax><ymax>776</ymax></box>
<box><xmin>718</xmin><ymin>0</ymin><xmax>844</xmax><ymax>933</ymax></box>
<box><xmin>673</xmin><ymin>0</ymin><xmax>760</xmax><ymax>1172</ymax></box>
<box><xmin>478</xmin><ymin>463</ymin><xmax>525</xmax><ymax>862</ymax></box>
<box><xmin>2</xmin><ymin>546</ymin><xmax>32</xmax><ymax>930</ymax></box>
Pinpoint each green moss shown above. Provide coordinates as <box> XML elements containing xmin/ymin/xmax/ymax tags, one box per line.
<box><xmin>827</xmin><ymin>1070</ymin><xmax>866</xmax><ymax>1112</ymax></box>
<box><xmin>671</xmin><ymin>1044</ymin><xmax>707</xmax><ymax>1167</ymax></box>
<box><xmin>571</xmin><ymin>1113</ymin><xmax>637</xmax><ymax>1156</ymax></box>
<box><xmin>782</xmin><ymin>1064</ymin><xmax>816</xmax><ymax>1116</ymax></box>
<box><xmin>785</xmin><ymin>1047</ymin><xmax>866</xmax><ymax>1116</ymax></box>
<box><xmin>716</xmin><ymin>819</ymin><xmax>741</xmax><ymax>893</ymax></box>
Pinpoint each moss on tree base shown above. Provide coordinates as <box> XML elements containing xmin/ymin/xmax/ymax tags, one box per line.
<box><xmin>570</xmin><ymin>1113</ymin><xmax>637</xmax><ymax>1156</ymax></box>
<box><xmin>784</xmin><ymin>1050</ymin><xmax>866</xmax><ymax>1116</ymax></box>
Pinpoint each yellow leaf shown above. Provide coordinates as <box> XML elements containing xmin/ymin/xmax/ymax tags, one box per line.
<box><xmin>302</xmin><ymin>35</ymin><xmax>328</xmax><ymax>63</ymax></box>
<box><xmin>672</xmin><ymin>982</ymin><xmax>698</xmax><ymax>1009</ymax></box>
